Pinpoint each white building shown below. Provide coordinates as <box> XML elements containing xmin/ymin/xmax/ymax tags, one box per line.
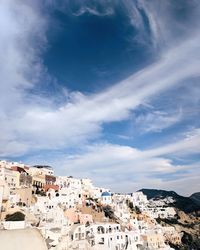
<box><xmin>101</xmin><ymin>192</ymin><xmax>112</xmax><ymax>205</ymax></box>
<box><xmin>70</xmin><ymin>223</ymin><xmax>142</xmax><ymax>250</ymax></box>
<box><xmin>0</xmin><ymin>166</ymin><xmax>18</xmax><ymax>189</ymax></box>
<box><xmin>147</xmin><ymin>206</ymin><xmax>176</xmax><ymax>219</ymax></box>
<box><xmin>130</xmin><ymin>192</ymin><xmax>148</xmax><ymax>211</ymax></box>
<box><xmin>56</xmin><ymin>176</ymin><xmax>82</xmax><ymax>189</ymax></box>
<box><xmin>28</xmin><ymin>165</ymin><xmax>54</xmax><ymax>176</ymax></box>
<box><xmin>0</xmin><ymin>179</ymin><xmax>9</xmax><ymax>215</ymax></box>
<box><xmin>0</xmin><ymin>160</ymin><xmax>29</xmax><ymax>170</ymax></box>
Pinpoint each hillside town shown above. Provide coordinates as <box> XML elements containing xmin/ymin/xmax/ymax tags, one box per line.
<box><xmin>0</xmin><ymin>160</ymin><xmax>186</xmax><ymax>250</ymax></box>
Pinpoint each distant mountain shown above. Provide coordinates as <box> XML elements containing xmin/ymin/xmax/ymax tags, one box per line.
<box><xmin>139</xmin><ymin>189</ymin><xmax>200</xmax><ymax>213</ymax></box>
<box><xmin>190</xmin><ymin>192</ymin><xmax>200</xmax><ymax>206</ymax></box>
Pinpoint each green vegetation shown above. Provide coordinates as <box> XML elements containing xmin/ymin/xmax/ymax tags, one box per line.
<box><xmin>5</xmin><ymin>211</ymin><xmax>25</xmax><ymax>221</ymax></box>
<box><xmin>126</xmin><ymin>200</ymin><xmax>141</xmax><ymax>214</ymax></box>
<box><xmin>180</xmin><ymin>231</ymin><xmax>200</xmax><ymax>250</ymax></box>
<box><xmin>36</xmin><ymin>189</ymin><xmax>46</xmax><ymax>196</ymax></box>
<box><xmin>103</xmin><ymin>205</ymin><xmax>115</xmax><ymax>219</ymax></box>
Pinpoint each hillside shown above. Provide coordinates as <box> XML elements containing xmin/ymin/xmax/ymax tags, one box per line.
<box><xmin>190</xmin><ymin>192</ymin><xmax>200</xmax><ymax>206</ymax></box>
<box><xmin>139</xmin><ymin>189</ymin><xmax>200</xmax><ymax>213</ymax></box>
<box><xmin>139</xmin><ymin>189</ymin><xmax>200</xmax><ymax>249</ymax></box>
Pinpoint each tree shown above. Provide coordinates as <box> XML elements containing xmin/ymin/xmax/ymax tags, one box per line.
<box><xmin>5</xmin><ymin>212</ymin><xmax>25</xmax><ymax>221</ymax></box>
<box><xmin>135</xmin><ymin>206</ymin><xmax>141</xmax><ymax>214</ymax></box>
<box><xmin>85</xmin><ymin>221</ymin><xmax>90</xmax><ymax>227</ymax></box>
<box><xmin>128</xmin><ymin>201</ymin><xmax>134</xmax><ymax>210</ymax></box>
<box><xmin>103</xmin><ymin>205</ymin><xmax>115</xmax><ymax>219</ymax></box>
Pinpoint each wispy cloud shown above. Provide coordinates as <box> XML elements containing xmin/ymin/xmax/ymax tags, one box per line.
<box><xmin>0</xmin><ymin>0</ymin><xmax>200</xmax><ymax>156</ymax></box>
<box><xmin>29</xmin><ymin>128</ymin><xmax>199</xmax><ymax>195</ymax></box>
<box><xmin>0</xmin><ymin>0</ymin><xmax>200</xmax><ymax>195</ymax></box>
<box><xmin>45</xmin><ymin>0</ymin><xmax>115</xmax><ymax>17</ymax></box>
<box><xmin>133</xmin><ymin>109</ymin><xmax>183</xmax><ymax>133</ymax></box>
<box><xmin>144</xmin><ymin>128</ymin><xmax>200</xmax><ymax>157</ymax></box>
<box><xmin>72</xmin><ymin>6</ymin><xmax>114</xmax><ymax>17</ymax></box>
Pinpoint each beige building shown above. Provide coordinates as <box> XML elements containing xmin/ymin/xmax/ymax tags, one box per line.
<box><xmin>15</xmin><ymin>187</ymin><xmax>32</xmax><ymax>207</ymax></box>
<box><xmin>0</xmin><ymin>166</ymin><xmax>18</xmax><ymax>189</ymax></box>
<box><xmin>163</xmin><ymin>226</ymin><xmax>183</xmax><ymax>245</ymax></box>
<box><xmin>0</xmin><ymin>179</ymin><xmax>10</xmax><ymax>219</ymax></box>
<box><xmin>11</xmin><ymin>167</ymin><xmax>32</xmax><ymax>188</ymax></box>
<box><xmin>142</xmin><ymin>232</ymin><xmax>165</xmax><ymax>249</ymax></box>
<box><xmin>28</xmin><ymin>165</ymin><xmax>54</xmax><ymax>176</ymax></box>
<box><xmin>32</xmin><ymin>175</ymin><xmax>46</xmax><ymax>191</ymax></box>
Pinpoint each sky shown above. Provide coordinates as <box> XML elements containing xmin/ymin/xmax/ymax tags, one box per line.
<box><xmin>0</xmin><ymin>0</ymin><xmax>200</xmax><ymax>196</ymax></box>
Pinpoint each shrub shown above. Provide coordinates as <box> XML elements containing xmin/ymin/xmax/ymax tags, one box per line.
<box><xmin>128</xmin><ymin>201</ymin><xmax>134</xmax><ymax>210</ymax></box>
<box><xmin>5</xmin><ymin>212</ymin><xmax>25</xmax><ymax>221</ymax></box>
<box><xmin>135</xmin><ymin>206</ymin><xmax>141</xmax><ymax>214</ymax></box>
<box><xmin>103</xmin><ymin>205</ymin><xmax>115</xmax><ymax>219</ymax></box>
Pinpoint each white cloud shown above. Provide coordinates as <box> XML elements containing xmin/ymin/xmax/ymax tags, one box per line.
<box><xmin>0</xmin><ymin>0</ymin><xmax>48</xmax><ymax>154</ymax></box>
<box><xmin>72</xmin><ymin>6</ymin><xmax>114</xmax><ymax>17</ymax></box>
<box><xmin>1</xmin><ymin>0</ymin><xmax>199</xmax><ymax>195</ymax></box>
<box><xmin>0</xmin><ymin>3</ymin><xmax>200</xmax><ymax>156</ymax></box>
<box><xmin>45</xmin><ymin>0</ymin><xmax>115</xmax><ymax>17</ymax></box>
<box><xmin>137</xmin><ymin>0</ymin><xmax>200</xmax><ymax>48</ymax></box>
<box><xmin>134</xmin><ymin>109</ymin><xmax>183</xmax><ymax>133</ymax></box>
<box><xmin>32</xmin><ymin>129</ymin><xmax>199</xmax><ymax>195</ymax></box>
<box><xmin>145</xmin><ymin>128</ymin><xmax>200</xmax><ymax>157</ymax></box>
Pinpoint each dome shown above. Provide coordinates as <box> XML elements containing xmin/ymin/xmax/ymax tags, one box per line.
<box><xmin>101</xmin><ymin>191</ymin><xmax>111</xmax><ymax>197</ymax></box>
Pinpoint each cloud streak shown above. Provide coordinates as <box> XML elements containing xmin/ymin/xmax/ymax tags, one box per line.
<box><xmin>31</xmin><ymin>128</ymin><xmax>199</xmax><ymax>195</ymax></box>
<box><xmin>133</xmin><ymin>109</ymin><xmax>183</xmax><ymax>133</ymax></box>
<box><xmin>0</xmin><ymin>0</ymin><xmax>200</xmax><ymax>156</ymax></box>
<box><xmin>0</xmin><ymin>0</ymin><xmax>200</xmax><ymax>195</ymax></box>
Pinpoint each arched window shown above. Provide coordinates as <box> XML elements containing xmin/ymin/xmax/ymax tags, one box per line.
<box><xmin>97</xmin><ymin>226</ymin><xmax>105</xmax><ymax>234</ymax></box>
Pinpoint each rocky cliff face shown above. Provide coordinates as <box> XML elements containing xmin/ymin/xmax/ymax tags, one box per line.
<box><xmin>139</xmin><ymin>189</ymin><xmax>200</xmax><ymax>213</ymax></box>
<box><xmin>139</xmin><ymin>189</ymin><xmax>200</xmax><ymax>250</ymax></box>
<box><xmin>157</xmin><ymin>210</ymin><xmax>200</xmax><ymax>250</ymax></box>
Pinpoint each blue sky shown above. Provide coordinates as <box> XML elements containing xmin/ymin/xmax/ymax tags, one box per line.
<box><xmin>0</xmin><ymin>0</ymin><xmax>200</xmax><ymax>195</ymax></box>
